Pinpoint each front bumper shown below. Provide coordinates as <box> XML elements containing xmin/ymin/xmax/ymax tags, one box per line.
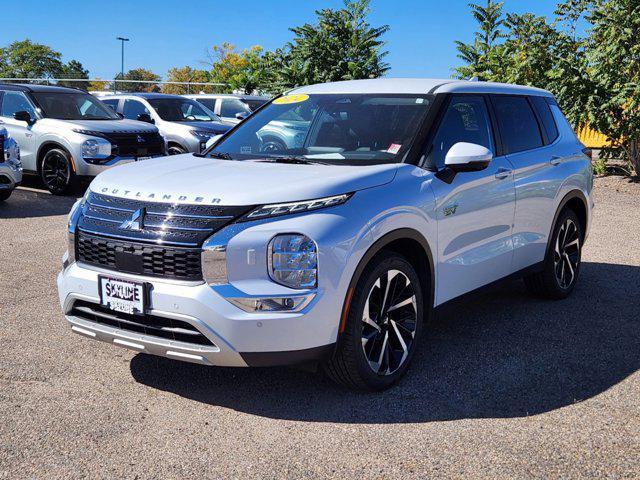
<box><xmin>57</xmin><ymin>262</ymin><xmax>335</xmax><ymax>367</ymax></box>
<box><xmin>0</xmin><ymin>162</ymin><xmax>22</xmax><ymax>190</ymax></box>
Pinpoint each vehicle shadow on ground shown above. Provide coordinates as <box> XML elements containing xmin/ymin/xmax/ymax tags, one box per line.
<box><xmin>130</xmin><ymin>261</ymin><xmax>640</xmax><ymax>423</ymax></box>
<box><xmin>0</xmin><ymin>178</ymin><xmax>85</xmax><ymax>219</ymax></box>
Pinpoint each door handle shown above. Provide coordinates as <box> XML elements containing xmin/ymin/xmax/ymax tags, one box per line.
<box><xmin>550</xmin><ymin>156</ymin><xmax>562</xmax><ymax>166</ymax></box>
<box><xmin>494</xmin><ymin>167</ymin><xmax>512</xmax><ymax>180</ymax></box>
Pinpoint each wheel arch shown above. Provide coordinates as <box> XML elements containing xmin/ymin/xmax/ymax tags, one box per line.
<box><xmin>339</xmin><ymin>228</ymin><xmax>435</xmax><ymax>334</ymax></box>
<box><xmin>37</xmin><ymin>141</ymin><xmax>74</xmax><ymax>175</ymax></box>
<box><xmin>551</xmin><ymin>189</ymin><xmax>589</xmax><ymax>243</ymax></box>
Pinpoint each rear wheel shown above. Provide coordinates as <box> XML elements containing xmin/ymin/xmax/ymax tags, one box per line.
<box><xmin>524</xmin><ymin>208</ymin><xmax>582</xmax><ymax>299</ymax></box>
<box><xmin>41</xmin><ymin>148</ymin><xmax>76</xmax><ymax>195</ymax></box>
<box><xmin>325</xmin><ymin>252</ymin><xmax>424</xmax><ymax>391</ymax></box>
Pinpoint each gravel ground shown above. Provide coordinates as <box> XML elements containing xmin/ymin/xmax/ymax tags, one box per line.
<box><xmin>1</xmin><ymin>178</ymin><xmax>639</xmax><ymax>479</ymax></box>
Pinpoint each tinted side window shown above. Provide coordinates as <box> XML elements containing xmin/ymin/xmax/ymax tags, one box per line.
<box><xmin>195</xmin><ymin>98</ymin><xmax>217</xmax><ymax>111</ymax></box>
<box><xmin>530</xmin><ymin>96</ymin><xmax>559</xmax><ymax>144</ymax></box>
<box><xmin>1</xmin><ymin>91</ymin><xmax>36</xmax><ymax>118</ymax></box>
<box><xmin>492</xmin><ymin>96</ymin><xmax>543</xmax><ymax>154</ymax></box>
<box><xmin>102</xmin><ymin>99</ymin><xmax>119</xmax><ymax>112</ymax></box>
<box><xmin>221</xmin><ymin>98</ymin><xmax>250</xmax><ymax>117</ymax></box>
<box><xmin>123</xmin><ymin>99</ymin><xmax>150</xmax><ymax>120</ymax></box>
<box><xmin>430</xmin><ymin>95</ymin><xmax>494</xmax><ymax>168</ymax></box>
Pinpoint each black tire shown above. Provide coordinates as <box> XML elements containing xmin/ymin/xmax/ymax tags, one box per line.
<box><xmin>40</xmin><ymin>148</ymin><xmax>76</xmax><ymax>195</ymax></box>
<box><xmin>324</xmin><ymin>251</ymin><xmax>424</xmax><ymax>391</ymax></box>
<box><xmin>524</xmin><ymin>208</ymin><xmax>582</xmax><ymax>299</ymax></box>
<box><xmin>260</xmin><ymin>137</ymin><xmax>287</xmax><ymax>153</ymax></box>
<box><xmin>0</xmin><ymin>189</ymin><xmax>13</xmax><ymax>202</ymax></box>
<box><xmin>168</xmin><ymin>144</ymin><xmax>187</xmax><ymax>155</ymax></box>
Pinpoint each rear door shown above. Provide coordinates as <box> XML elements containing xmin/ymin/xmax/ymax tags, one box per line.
<box><xmin>491</xmin><ymin>95</ymin><xmax>562</xmax><ymax>271</ymax></box>
<box><xmin>429</xmin><ymin>95</ymin><xmax>516</xmax><ymax>304</ymax></box>
<box><xmin>0</xmin><ymin>91</ymin><xmax>38</xmax><ymax>171</ymax></box>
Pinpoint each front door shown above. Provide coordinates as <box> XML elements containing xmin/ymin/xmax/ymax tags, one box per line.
<box><xmin>0</xmin><ymin>91</ymin><xmax>38</xmax><ymax>171</ymax></box>
<box><xmin>428</xmin><ymin>95</ymin><xmax>516</xmax><ymax>304</ymax></box>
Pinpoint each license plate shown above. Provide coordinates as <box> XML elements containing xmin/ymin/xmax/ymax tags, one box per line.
<box><xmin>136</xmin><ymin>156</ymin><xmax>152</xmax><ymax>161</ymax></box>
<box><xmin>99</xmin><ymin>276</ymin><xmax>145</xmax><ymax>315</ymax></box>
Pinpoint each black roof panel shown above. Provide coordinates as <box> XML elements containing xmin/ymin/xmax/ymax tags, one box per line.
<box><xmin>0</xmin><ymin>83</ymin><xmax>83</xmax><ymax>93</ymax></box>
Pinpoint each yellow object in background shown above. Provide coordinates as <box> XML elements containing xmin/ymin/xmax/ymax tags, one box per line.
<box><xmin>578</xmin><ymin>126</ymin><xmax>612</xmax><ymax>149</ymax></box>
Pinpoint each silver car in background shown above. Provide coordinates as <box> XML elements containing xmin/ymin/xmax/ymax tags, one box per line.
<box><xmin>185</xmin><ymin>94</ymin><xmax>269</xmax><ymax>124</ymax></box>
<box><xmin>0</xmin><ymin>125</ymin><xmax>22</xmax><ymax>202</ymax></box>
<box><xmin>102</xmin><ymin>93</ymin><xmax>231</xmax><ymax>155</ymax></box>
<box><xmin>0</xmin><ymin>84</ymin><xmax>164</xmax><ymax>195</ymax></box>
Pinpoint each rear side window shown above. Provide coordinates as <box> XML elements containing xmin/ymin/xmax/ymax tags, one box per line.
<box><xmin>492</xmin><ymin>96</ymin><xmax>543</xmax><ymax>154</ymax></box>
<box><xmin>530</xmin><ymin>96</ymin><xmax>559</xmax><ymax>144</ymax></box>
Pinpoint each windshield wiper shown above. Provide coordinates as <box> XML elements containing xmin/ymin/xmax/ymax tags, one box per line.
<box><xmin>260</xmin><ymin>156</ymin><xmax>330</xmax><ymax>165</ymax></box>
<box><xmin>207</xmin><ymin>152</ymin><xmax>233</xmax><ymax>160</ymax></box>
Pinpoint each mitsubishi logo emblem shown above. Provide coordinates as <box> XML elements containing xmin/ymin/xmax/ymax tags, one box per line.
<box><xmin>136</xmin><ymin>135</ymin><xmax>145</xmax><ymax>143</ymax></box>
<box><xmin>119</xmin><ymin>208</ymin><xmax>145</xmax><ymax>231</ymax></box>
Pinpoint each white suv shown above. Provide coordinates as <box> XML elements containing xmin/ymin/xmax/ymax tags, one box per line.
<box><xmin>58</xmin><ymin>79</ymin><xmax>593</xmax><ymax>390</ymax></box>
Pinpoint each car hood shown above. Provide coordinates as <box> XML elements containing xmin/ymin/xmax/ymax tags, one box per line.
<box><xmin>90</xmin><ymin>154</ymin><xmax>399</xmax><ymax>206</ymax></box>
<box><xmin>40</xmin><ymin>118</ymin><xmax>159</xmax><ymax>133</ymax></box>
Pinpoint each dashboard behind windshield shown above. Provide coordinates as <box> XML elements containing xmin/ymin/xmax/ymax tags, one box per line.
<box><xmin>209</xmin><ymin>93</ymin><xmax>433</xmax><ymax>165</ymax></box>
<box><xmin>33</xmin><ymin>92</ymin><xmax>120</xmax><ymax>120</ymax></box>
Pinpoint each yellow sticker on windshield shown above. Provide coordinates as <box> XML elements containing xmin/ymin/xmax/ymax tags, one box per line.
<box><xmin>273</xmin><ymin>94</ymin><xmax>309</xmax><ymax>105</ymax></box>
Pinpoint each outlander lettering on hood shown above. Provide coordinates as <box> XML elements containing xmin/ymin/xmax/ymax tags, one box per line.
<box><xmin>99</xmin><ymin>187</ymin><xmax>221</xmax><ymax>204</ymax></box>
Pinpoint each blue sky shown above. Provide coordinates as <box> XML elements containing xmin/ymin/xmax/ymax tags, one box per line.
<box><xmin>2</xmin><ymin>0</ymin><xmax>558</xmax><ymax>80</ymax></box>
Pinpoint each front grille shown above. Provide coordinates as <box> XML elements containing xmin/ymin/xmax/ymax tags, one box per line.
<box><xmin>101</xmin><ymin>131</ymin><xmax>165</xmax><ymax>158</ymax></box>
<box><xmin>77</xmin><ymin>233</ymin><xmax>202</xmax><ymax>281</ymax></box>
<box><xmin>78</xmin><ymin>192</ymin><xmax>252</xmax><ymax>246</ymax></box>
<box><xmin>70</xmin><ymin>300</ymin><xmax>215</xmax><ymax>346</ymax></box>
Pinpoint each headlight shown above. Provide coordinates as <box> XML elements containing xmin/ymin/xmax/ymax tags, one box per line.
<box><xmin>268</xmin><ymin>234</ymin><xmax>317</xmax><ymax>289</ymax></box>
<box><xmin>190</xmin><ymin>130</ymin><xmax>214</xmax><ymax>140</ymax></box>
<box><xmin>243</xmin><ymin>193</ymin><xmax>352</xmax><ymax>221</ymax></box>
<box><xmin>81</xmin><ymin>138</ymin><xmax>111</xmax><ymax>159</ymax></box>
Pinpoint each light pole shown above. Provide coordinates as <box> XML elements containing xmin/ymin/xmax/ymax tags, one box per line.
<box><xmin>116</xmin><ymin>36</ymin><xmax>129</xmax><ymax>92</ymax></box>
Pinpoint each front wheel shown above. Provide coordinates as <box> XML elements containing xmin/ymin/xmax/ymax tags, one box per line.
<box><xmin>324</xmin><ymin>252</ymin><xmax>424</xmax><ymax>391</ymax></box>
<box><xmin>41</xmin><ymin>148</ymin><xmax>76</xmax><ymax>195</ymax></box>
<box><xmin>524</xmin><ymin>208</ymin><xmax>582</xmax><ymax>299</ymax></box>
<box><xmin>168</xmin><ymin>144</ymin><xmax>187</xmax><ymax>155</ymax></box>
<box><xmin>0</xmin><ymin>189</ymin><xmax>14</xmax><ymax>202</ymax></box>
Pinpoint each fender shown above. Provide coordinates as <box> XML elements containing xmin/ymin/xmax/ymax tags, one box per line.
<box><xmin>36</xmin><ymin>140</ymin><xmax>76</xmax><ymax>174</ymax></box>
<box><xmin>339</xmin><ymin>228</ymin><xmax>435</xmax><ymax>333</ymax></box>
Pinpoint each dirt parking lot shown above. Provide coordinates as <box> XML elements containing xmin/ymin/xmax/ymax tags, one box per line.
<box><xmin>1</xmin><ymin>177</ymin><xmax>639</xmax><ymax>479</ymax></box>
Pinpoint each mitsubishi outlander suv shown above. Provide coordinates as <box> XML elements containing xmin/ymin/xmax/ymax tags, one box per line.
<box><xmin>0</xmin><ymin>84</ymin><xmax>165</xmax><ymax>195</ymax></box>
<box><xmin>0</xmin><ymin>125</ymin><xmax>22</xmax><ymax>202</ymax></box>
<box><xmin>58</xmin><ymin>79</ymin><xmax>593</xmax><ymax>391</ymax></box>
<box><xmin>185</xmin><ymin>94</ymin><xmax>269</xmax><ymax>124</ymax></box>
<box><xmin>101</xmin><ymin>93</ymin><xmax>231</xmax><ymax>155</ymax></box>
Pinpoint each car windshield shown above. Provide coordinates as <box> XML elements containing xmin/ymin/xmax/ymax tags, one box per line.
<box><xmin>32</xmin><ymin>92</ymin><xmax>120</xmax><ymax>120</ymax></box>
<box><xmin>207</xmin><ymin>93</ymin><xmax>433</xmax><ymax>165</ymax></box>
<box><xmin>148</xmin><ymin>98</ymin><xmax>216</xmax><ymax>122</ymax></box>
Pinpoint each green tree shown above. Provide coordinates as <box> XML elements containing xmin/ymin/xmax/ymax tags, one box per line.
<box><xmin>58</xmin><ymin>60</ymin><xmax>89</xmax><ymax>90</ymax></box>
<box><xmin>163</xmin><ymin>66</ymin><xmax>216</xmax><ymax>94</ymax></box>
<box><xmin>454</xmin><ymin>1</ymin><xmax>505</xmax><ymax>79</ymax></box>
<box><xmin>269</xmin><ymin>0</ymin><xmax>390</xmax><ymax>91</ymax></box>
<box><xmin>205</xmin><ymin>43</ymin><xmax>269</xmax><ymax>94</ymax></box>
<box><xmin>585</xmin><ymin>0</ymin><xmax>640</xmax><ymax>175</ymax></box>
<box><xmin>0</xmin><ymin>39</ymin><xmax>64</xmax><ymax>79</ymax></box>
<box><xmin>111</xmin><ymin>68</ymin><xmax>161</xmax><ymax>92</ymax></box>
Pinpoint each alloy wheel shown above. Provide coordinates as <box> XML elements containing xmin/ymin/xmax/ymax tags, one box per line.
<box><xmin>361</xmin><ymin>269</ymin><xmax>417</xmax><ymax>376</ymax></box>
<box><xmin>42</xmin><ymin>152</ymin><xmax>70</xmax><ymax>192</ymax></box>
<box><xmin>554</xmin><ymin>218</ymin><xmax>580</xmax><ymax>289</ymax></box>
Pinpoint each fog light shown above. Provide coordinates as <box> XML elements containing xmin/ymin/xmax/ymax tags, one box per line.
<box><xmin>228</xmin><ymin>295</ymin><xmax>314</xmax><ymax>313</ymax></box>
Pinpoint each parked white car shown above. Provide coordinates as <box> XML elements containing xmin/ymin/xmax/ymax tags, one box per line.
<box><xmin>102</xmin><ymin>93</ymin><xmax>232</xmax><ymax>155</ymax></box>
<box><xmin>185</xmin><ymin>94</ymin><xmax>269</xmax><ymax>124</ymax></box>
<box><xmin>58</xmin><ymin>78</ymin><xmax>593</xmax><ymax>390</ymax></box>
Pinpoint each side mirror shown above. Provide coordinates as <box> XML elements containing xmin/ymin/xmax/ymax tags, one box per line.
<box><xmin>116</xmin><ymin>112</ymin><xmax>124</xmax><ymax>119</ymax></box>
<box><xmin>137</xmin><ymin>113</ymin><xmax>154</xmax><ymax>124</ymax></box>
<box><xmin>235</xmin><ymin>112</ymin><xmax>247</xmax><ymax>120</ymax></box>
<box><xmin>444</xmin><ymin>142</ymin><xmax>493</xmax><ymax>172</ymax></box>
<box><xmin>14</xmin><ymin>110</ymin><xmax>35</xmax><ymax>125</ymax></box>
